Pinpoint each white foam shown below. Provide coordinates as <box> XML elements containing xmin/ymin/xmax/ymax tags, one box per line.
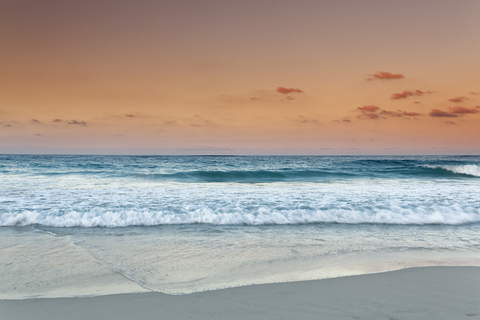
<box><xmin>1</xmin><ymin>204</ymin><xmax>479</xmax><ymax>227</ymax></box>
<box><xmin>426</xmin><ymin>164</ymin><xmax>480</xmax><ymax>177</ymax></box>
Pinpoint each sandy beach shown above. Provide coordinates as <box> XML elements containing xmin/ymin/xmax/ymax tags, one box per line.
<box><xmin>2</xmin><ymin>266</ymin><xmax>479</xmax><ymax>320</ymax></box>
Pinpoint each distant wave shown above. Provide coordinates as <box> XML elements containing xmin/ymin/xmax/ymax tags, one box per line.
<box><xmin>2</xmin><ymin>205</ymin><xmax>479</xmax><ymax>227</ymax></box>
<box><xmin>423</xmin><ymin>165</ymin><xmax>480</xmax><ymax>177</ymax></box>
<box><xmin>131</xmin><ymin>170</ymin><xmax>356</xmax><ymax>182</ymax></box>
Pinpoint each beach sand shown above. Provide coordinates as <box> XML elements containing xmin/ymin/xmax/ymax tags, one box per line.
<box><xmin>1</xmin><ymin>266</ymin><xmax>479</xmax><ymax>320</ymax></box>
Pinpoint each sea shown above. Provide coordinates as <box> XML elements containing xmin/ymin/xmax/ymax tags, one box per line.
<box><xmin>1</xmin><ymin>155</ymin><xmax>480</xmax><ymax>299</ymax></box>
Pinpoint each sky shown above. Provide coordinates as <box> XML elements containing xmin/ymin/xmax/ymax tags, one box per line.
<box><xmin>1</xmin><ymin>0</ymin><xmax>480</xmax><ymax>155</ymax></box>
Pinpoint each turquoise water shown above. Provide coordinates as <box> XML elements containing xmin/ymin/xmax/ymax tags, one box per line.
<box><xmin>1</xmin><ymin>155</ymin><xmax>479</xmax><ymax>298</ymax></box>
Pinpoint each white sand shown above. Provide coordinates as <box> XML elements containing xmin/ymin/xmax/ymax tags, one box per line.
<box><xmin>1</xmin><ymin>266</ymin><xmax>479</xmax><ymax>320</ymax></box>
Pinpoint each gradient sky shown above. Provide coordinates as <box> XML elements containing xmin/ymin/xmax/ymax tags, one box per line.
<box><xmin>1</xmin><ymin>0</ymin><xmax>480</xmax><ymax>154</ymax></box>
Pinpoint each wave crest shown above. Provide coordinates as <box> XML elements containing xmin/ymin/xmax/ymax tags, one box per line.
<box><xmin>424</xmin><ymin>164</ymin><xmax>480</xmax><ymax>177</ymax></box>
<box><xmin>1</xmin><ymin>205</ymin><xmax>479</xmax><ymax>227</ymax></box>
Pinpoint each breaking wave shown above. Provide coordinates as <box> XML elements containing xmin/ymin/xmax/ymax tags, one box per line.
<box><xmin>2</xmin><ymin>205</ymin><xmax>479</xmax><ymax>227</ymax></box>
<box><xmin>424</xmin><ymin>165</ymin><xmax>480</xmax><ymax>177</ymax></box>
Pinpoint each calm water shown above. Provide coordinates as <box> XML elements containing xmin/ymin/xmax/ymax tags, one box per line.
<box><xmin>1</xmin><ymin>155</ymin><xmax>480</xmax><ymax>298</ymax></box>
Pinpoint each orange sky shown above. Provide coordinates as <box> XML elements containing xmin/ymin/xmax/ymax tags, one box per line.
<box><xmin>1</xmin><ymin>0</ymin><xmax>480</xmax><ymax>154</ymax></box>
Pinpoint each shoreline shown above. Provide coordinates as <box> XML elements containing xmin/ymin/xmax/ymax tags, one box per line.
<box><xmin>2</xmin><ymin>266</ymin><xmax>479</xmax><ymax>320</ymax></box>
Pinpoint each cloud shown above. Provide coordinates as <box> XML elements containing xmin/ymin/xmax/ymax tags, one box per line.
<box><xmin>402</xmin><ymin>111</ymin><xmax>422</xmax><ymax>117</ymax></box>
<box><xmin>34</xmin><ymin>133</ymin><xmax>42</xmax><ymax>136</ymax></box>
<box><xmin>285</xmin><ymin>96</ymin><xmax>295</xmax><ymax>100</ymax></box>
<box><xmin>469</xmin><ymin>92</ymin><xmax>480</xmax><ymax>95</ymax></box>
<box><xmin>164</xmin><ymin>120</ymin><xmax>176</xmax><ymax>125</ymax></box>
<box><xmin>31</xmin><ymin>119</ymin><xmax>41</xmax><ymax>123</ymax></box>
<box><xmin>390</xmin><ymin>90</ymin><xmax>433</xmax><ymax>100</ymax></box>
<box><xmin>444</xmin><ymin>121</ymin><xmax>456</xmax><ymax>125</ymax></box>
<box><xmin>379</xmin><ymin>110</ymin><xmax>422</xmax><ymax>117</ymax></box>
<box><xmin>365</xmin><ymin>71</ymin><xmax>405</xmax><ymax>81</ymax></box>
<box><xmin>429</xmin><ymin>109</ymin><xmax>457</xmax><ymax>117</ymax></box>
<box><xmin>448</xmin><ymin>106</ymin><xmax>479</xmax><ymax>115</ymax></box>
<box><xmin>67</xmin><ymin>120</ymin><xmax>88</xmax><ymax>126</ymax></box>
<box><xmin>357</xmin><ymin>105</ymin><xmax>380</xmax><ymax>112</ymax></box>
<box><xmin>448</xmin><ymin>96</ymin><xmax>468</xmax><ymax>103</ymax></box>
<box><xmin>52</xmin><ymin>119</ymin><xmax>63</xmax><ymax>123</ymax></box>
<box><xmin>355</xmin><ymin>104</ymin><xmax>422</xmax><ymax>120</ymax></box>
<box><xmin>294</xmin><ymin>115</ymin><xmax>319</xmax><ymax>123</ymax></box>
<box><xmin>277</xmin><ymin>87</ymin><xmax>304</xmax><ymax>94</ymax></box>
<box><xmin>125</xmin><ymin>114</ymin><xmax>136</xmax><ymax>118</ymax></box>
<box><xmin>190</xmin><ymin>124</ymin><xmax>202</xmax><ymax>127</ymax></box>
<box><xmin>250</xmin><ymin>97</ymin><xmax>263</xmax><ymax>101</ymax></box>
<box><xmin>379</xmin><ymin>110</ymin><xmax>404</xmax><ymax>117</ymax></box>
<box><xmin>334</xmin><ymin>117</ymin><xmax>352</xmax><ymax>123</ymax></box>
<box><xmin>358</xmin><ymin>113</ymin><xmax>381</xmax><ymax>120</ymax></box>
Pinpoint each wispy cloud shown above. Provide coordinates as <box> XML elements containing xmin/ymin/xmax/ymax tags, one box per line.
<box><xmin>164</xmin><ymin>120</ymin><xmax>176</xmax><ymax>125</ymax></box>
<box><xmin>448</xmin><ymin>106</ymin><xmax>479</xmax><ymax>115</ymax></box>
<box><xmin>294</xmin><ymin>115</ymin><xmax>319</xmax><ymax>124</ymax></box>
<box><xmin>448</xmin><ymin>96</ymin><xmax>468</xmax><ymax>103</ymax></box>
<box><xmin>429</xmin><ymin>109</ymin><xmax>457</xmax><ymax>117</ymax></box>
<box><xmin>51</xmin><ymin>119</ymin><xmax>63</xmax><ymax>123</ymax></box>
<box><xmin>365</xmin><ymin>71</ymin><xmax>405</xmax><ymax>81</ymax></box>
<box><xmin>358</xmin><ymin>113</ymin><xmax>381</xmax><ymax>120</ymax></box>
<box><xmin>444</xmin><ymin>121</ymin><xmax>456</xmax><ymax>125</ymax></box>
<box><xmin>125</xmin><ymin>114</ymin><xmax>137</xmax><ymax>118</ymax></box>
<box><xmin>333</xmin><ymin>117</ymin><xmax>352</xmax><ymax>123</ymax></box>
<box><xmin>469</xmin><ymin>92</ymin><xmax>480</xmax><ymax>95</ymax></box>
<box><xmin>67</xmin><ymin>120</ymin><xmax>88</xmax><ymax>126</ymax></box>
<box><xmin>277</xmin><ymin>87</ymin><xmax>304</xmax><ymax>94</ymax></box>
<box><xmin>357</xmin><ymin>105</ymin><xmax>380</xmax><ymax>112</ymax></box>
<box><xmin>31</xmin><ymin>119</ymin><xmax>41</xmax><ymax>123</ymax></box>
<box><xmin>390</xmin><ymin>90</ymin><xmax>433</xmax><ymax>100</ymax></box>
<box><xmin>356</xmin><ymin>105</ymin><xmax>422</xmax><ymax>120</ymax></box>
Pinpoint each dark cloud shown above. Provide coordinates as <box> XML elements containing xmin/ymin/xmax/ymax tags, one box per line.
<box><xmin>125</xmin><ymin>114</ymin><xmax>136</xmax><ymax>118</ymax></box>
<box><xmin>357</xmin><ymin>105</ymin><xmax>380</xmax><ymax>112</ymax></box>
<box><xmin>448</xmin><ymin>106</ymin><xmax>479</xmax><ymax>115</ymax></box>
<box><xmin>67</xmin><ymin>120</ymin><xmax>88</xmax><ymax>126</ymax></box>
<box><xmin>51</xmin><ymin>119</ymin><xmax>63</xmax><ymax>123</ymax></box>
<box><xmin>31</xmin><ymin>119</ymin><xmax>41</xmax><ymax>123</ymax></box>
<box><xmin>429</xmin><ymin>109</ymin><xmax>457</xmax><ymax>117</ymax></box>
<box><xmin>34</xmin><ymin>133</ymin><xmax>42</xmax><ymax>136</ymax></box>
<box><xmin>469</xmin><ymin>92</ymin><xmax>480</xmax><ymax>95</ymax></box>
<box><xmin>390</xmin><ymin>90</ymin><xmax>433</xmax><ymax>100</ymax></box>
<box><xmin>276</xmin><ymin>87</ymin><xmax>304</xmax><ymax>94</ymax></box>
<box><xmin>448</xmin><ymin>96</ymin><xmax>468</xmax><ymax>103</ymax></box>
<box><xmin>365</xmin><ymin>71</ymin><xmax>405</xmax><ymax>81</ymax></box>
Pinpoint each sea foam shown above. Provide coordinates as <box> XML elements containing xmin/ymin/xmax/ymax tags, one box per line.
<box><xmin>424</xmin><ymin>164</ymin><xmax>480</xmax><ymax>177</ymax></box>
<box><xmin>1</xmin><ymin>205</ymin><xmax>479</xmax><ymax>227</ymax></box>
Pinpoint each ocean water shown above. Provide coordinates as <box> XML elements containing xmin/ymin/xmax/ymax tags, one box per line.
<box><xmin>1</xmin><ymin>155</ymin><xmax>480</xmax><ymax>299</ymax></box>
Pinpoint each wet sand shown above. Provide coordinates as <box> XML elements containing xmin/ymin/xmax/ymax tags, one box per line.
<box><xmin>1</xmin><ymin>266</ymin><xmax>479</xmax><ymax>320</ymax></box>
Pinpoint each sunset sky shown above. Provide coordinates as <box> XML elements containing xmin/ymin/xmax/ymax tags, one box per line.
<box><xmin>1</xmin><ymin>0</ymin><xmax>480</xmax><ymax>154</ymax></box>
